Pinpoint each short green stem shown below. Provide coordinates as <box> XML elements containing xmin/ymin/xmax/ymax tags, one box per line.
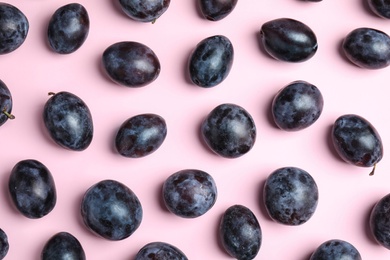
<box><xmin>369</xmin><ymin>164</ymin><xmax>377</xmax><ymax>176</ymax></box>
<box><xmin>2</xmin><ymin>108</ymin><xmax>15</xmax><ymax>119</ymax></box>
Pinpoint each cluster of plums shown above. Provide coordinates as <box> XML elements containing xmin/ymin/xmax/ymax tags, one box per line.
<box><xmin>1</xmin><ymin>0</ymin><xmax>390</xmax><ymax>259</ymax></box>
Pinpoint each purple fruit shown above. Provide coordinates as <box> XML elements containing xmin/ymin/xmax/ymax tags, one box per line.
<box><xmin>0</xmin><ymin>79</ymin><xmax>14</xmax><ymax>127</ymax></box>
<box><xmin>368</xmin><ymin>0</ymin><xmax>390</xmax><ymax>19</ymax></box>
<box><xmin>41</xmin><ymin>232</ymin><xmax>85</xmax><ymax>260</ymax></box>
<box><xmin>81</xmin><ymin>179</ymin><xmax>143</xmax><ymax>241</ymax></box>
<box><xmin>0</xmin><ymin>229</ymin><xmax>9</xmax><ymax>259</ymax></box>
<box><xmin>47</xmin><ymin>3</ymin><xmax>89</xmax><ymax>54</ymax></box>
<box><xmin>135</xmin><ymin>242</ymin><xmax>188</xmax><ymax>260</ymax></box>
<box><xmin>8</xmin><ymin>159</ymin><xmax>57</xmax><ymax>219</ymax></box>
<box><xmin>162</xmin><ymin>169</ymin><xmax>217</xmax><ymax>218</ymax></box>
<box><xmin>310</xmin><ymin>239</ymin><xmax>362</xmax><ymax>260</ymax></box>
<box><xmin>102</xmin><ymin>41</ymin><xmax>161</xmax><ymax>87</ymax></box>
<box><xmin>0</xmin><ymin>3</ymin><xmax>29</xmax><ymax>54</ymax></box>
<box><xmin>370</xmin><ymin>193</ymin><xmax>390</xmax><ymax>249</ymax></box>
<box><xmin>199</xmin><ymin>0</ymin><xmax>238</xmax><ymax>21</ymax></box>
<box><xmin>219</xmin><ymin>204</ymin><xmax>262</xmax><ymax>260</ymax></box>
<box><xmin>260</xmin><ymin>18</ymin><xmax>318</xmax><ymax>62</ymax></box>
<box><xmin>118</xmin><ymin>0</ymin><xmax>171</xmax><ymax>23</ymax></box>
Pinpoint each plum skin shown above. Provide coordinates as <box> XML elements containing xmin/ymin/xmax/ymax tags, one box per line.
<box><xmin>201</xmin><ymin>103</ymin><xmax>256</xmax><ymax>158</ymax></box>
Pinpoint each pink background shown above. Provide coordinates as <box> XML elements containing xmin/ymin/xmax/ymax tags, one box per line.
<box><xmin>0</xmin><ymin>0</ymin><xmax>390</xmax><ymax>259</ymax></box>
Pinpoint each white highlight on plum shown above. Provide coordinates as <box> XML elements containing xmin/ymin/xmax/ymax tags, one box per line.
<box><xmin>240</xmin><ymin>223</ymin><xmax>256</xmax><ymax>239</ymax></box>
<box><xmin>140</xmin><ymin>127</ymin><xmax>158</xmax><ymax>142</ymax></box>
<box><xmin>372</xmin><ymin>41</ymin><xmax>389</xmax><ymax>54</ymax></box>
<box><xmin>33</xmin><ymin>181</ymin><xmax>47</xmax><ymax>200</ymax></box>
<box><xmin>66</xmin><ymin>17</ymin><xmax>81</xmax><ymax>34</ymax></box>
<box><xmin>111</xmin><ymin>202</ymin><xmax>128</xmax><ymax>218</ymax></box>
<box><xmin>293</xmin><ymin>95</ymin><xmax>314</xmax><ymax>110</ymax></box>
<box><xmin>359</xmin><ymin>134</ymin><xmax>376</xmax><ymax>150</ymax></box>
<box><xmin>66</xmin><ymin>113</ymin><xmax>81</xmax><ymax>131</ymax></box>
<box><xmin>134</xmin><ymin>59</ymin><xmax>154</xmax><ymax>73</ymax></box>
<box><xmin>228</xmin><ymin>120</ymin><xmax>248</xmax><ymax>138</ymax></box>
<box><xmin>290</xmin><ymin>32</ymin><xmax>309</xmax><ymax>43</ymax></box>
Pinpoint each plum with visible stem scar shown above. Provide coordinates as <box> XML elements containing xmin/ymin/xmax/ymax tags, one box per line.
<box><xmin>0</xmin><ymin>80</ymin><xmax>15</xmax><ymax>126</ymax></box>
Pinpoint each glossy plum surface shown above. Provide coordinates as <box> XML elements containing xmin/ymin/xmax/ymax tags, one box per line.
<box><xmin>260</xmin><ymin>18</ymin><xmax>318</xmax><ymax>62</ymax></box>
<box><xmin>310</xmin><ymin>239</ymin><xmax>362</xmax><ymax>260</ymax></box>
<box><xmin>162</xmin><ymin>169</ymin><xmax>217</xmax><ymax>218</ymax></box>
<box><xmin>370</xmin><ymin>193</ymin><xmax>390</xmax><ymax>249</ymax></box>
<box><xmin>189</xmin><ymin>35</ymin><xmax>234</xmax><ymax>88</ymax></box>
<box><xmin>219</xmin><ymin>204</ymin><xmax>261</xmax><ymax>260</ymax></box>
<box><xmin>102</xmin><ymin>41</ymin><xmax>161</xmax><ymax>87</ymax></box>
<box><xmin>201</xmin><ymin>103</ymin><xmax>256</xmax><ymax>158</ymax></box>
<box><xmin>263</xmin><ymin>167</ymin><xmax>319</xmax><ymax>225</ymax></box>
<box><xmin>43</xmin><ymin>91</ymin><xmax>93</xmax><ymax>151</ymax></box>
<box><xmin>118</xmin><ymin>0</ymin><xmax>170</xmax><ymax>23</ymax></box>
<box><xmin>342</xmin><ymin>27</ymin><xmax>390</xmax><ymax>69</ymax></box>
<box><xmin>199</xmin><ymin>0</ymin><xmax>238</xmax><ymax>21</ymax></box>
<box><xmin>115</xmin><ymin>113</ymin><xmax>167</xmax><ymax>158</ymax></box>
<box><xmin>368</xmin><ymin>0</ymin><xmax>390</xmax><ymax>19</ymax></box>
<box><xmin>81</xmin><ymin>179</ymin><xmax>143</xmax><ymax>241</ymax></box>
<box><xmin>0</xmin><ymin>79</ymin><xmax>13</xmax><ymax>127</ymax></box>
<box><xmin>0</xmin><ymin>3</ymin><xmax>29</xmax><ymax>54</ymax></box>
<box><xmin>41</xmin><ymin>232</ymin><xmax>85</xmax><ymax>260</ymax></box>
<box><xmin>8</xmin><ymin>159</ymin><xmax>56</xmax><ymax>219</ymax></box>
<box><xmin>135</xmin><ymin>241</ymin><xmax>188</xmax><ymax>260</ymax></box>
<box><xmin>0</xmin><ymin>229</ymin><xmax>8</xmax><ymax>260</ymax></box>
<box><xmin>47</xmin><ymin>3</ymin><xmax>89</xmax><ymax>54</ymax></box>
<box><xmin>332</xmin><ymin>114</ymin><xmax>383</xmax><ymax>169</ymax></box>
<box><xmin>272</xmin><ymin>80</ymin><xmax>323</xmax><ymax>131</ymax></box>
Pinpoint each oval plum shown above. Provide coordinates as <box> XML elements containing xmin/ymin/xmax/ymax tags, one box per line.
<box><xmin>47</xmin><ymin>3</ymin><xmax>89</xmax><ymax>54</ymax></box>
<box><xmin>102</xmin><ymin>41</ymin><xmax>161</xmax><ymax>87</ymax></box>
<box><xmin>41</xmin><ymin>232</ymin><xmax>85</xmax><ymax>260</ymax></box>
<box><xmin>8</xmin><ymin>159</ymin><xmax>56</xmax><ymax>219</ymax></box>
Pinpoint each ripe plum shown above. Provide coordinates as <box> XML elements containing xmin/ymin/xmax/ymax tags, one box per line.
<box><xmin>310</xmin><ymin>239</ymin><xmax>362</xmax><ymax>260</ymax></box>
<box><xmin>332</xmin><ymin>114</ymin><xmax>383</xmax><ymax>174</ymax></box>
<box><xmin>41</xmin><ymin>232</ymin><xmax>85</xmax><ymax>260</ymax></box>
<box><xmin>135</xmin><ymin>241</ymin><xmax>188</xmax><ymax>260</ymax></box>
<box><xmin>162</xmin><ymin>169</ymin><xmax>217</xmax><ymax>218</ymax></box>
<box><xmin>272</xmin><ymin>80</ymin><xmax>324</xmax><ymax>131</ymax></box>
<box><xmin>201</xmin><ymin>103</ymin><xmax>256</xmax><ymax>158</ymax></box>
<box><xmin>47</xmin><ymin>3</ymin><xmax>89</xmax><ymax>54</ymax></box>
<box><xmin>189</xmin><ymin>35</ymin><xmax>234</xmax><ymax>88</ymax></box>
<box><xmin>199</xmin><ymin>0</ymin><xmax>238</xmax><ymax>21</ymax></box>
<box><xmin>102</xmin><ymin>41</ymin><xmax>160</xmax><ymax>87</ymax></box>
<box><xmin>370</xmin><ymin>193</ymin><xmax>390</xmax><ymax>249</ymax></box>
<box><xmin>342</xmin><ymin>27</ymin><xmax>390</xmax><ymax>69</ymax></box>
<box><xmin>219</xmin><ymin>204</ymin><xmax>261</xmax><ymax>260</ymax></box>
<box><xmin>0</xmin><ymin>229</ymin><xmax>8</xmax><ymax>260</ymax></box>
<box><xmin>81</xmin><ymin>179</ymin><xmax>143</xmax><ymax>241</ymax></box>
<box><xmin>8</xmin><ymin>159</ymin><xmax>57</xmax><ymax>219</ymax></box>
<box><xmin>260</xmin><ymin>18</ymin><xmax>318</xmax><ymax>62</ymax></box>
<box><xmin>115</xmin><ymin>113</ymin><xmax>167</xmax><ymax>158</ymax></box>
<box><xmin>118</xmin><ymin>0</ymin><xmax>170</xmax><ymax>23</ymax></box>
<box><xmin>0</xmin><ymin>3</ymin><xmax>29</xmax><ymax>54</ymax></box>
<box><xmin>0</xmin><ymin>80</ymin><xmax>14</xmax><ymax>126</ymax></box>
<box><xmin>43</xmin><ymin>91</ymin><xmax>93</xmax><ymax>151</ymax></box>
<box><xmin>263</xmin><ymin>167</ymin><xmax>319</xmax><ymax>225</ymax></box>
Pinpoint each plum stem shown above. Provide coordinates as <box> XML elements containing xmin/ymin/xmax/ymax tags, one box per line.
<box><xmin>2</xmin><ymin>108</ymin><xmax>15</xmax><ymax>119</ymax></box>
<box><xmin>369</xmin><ymin>164</ymin><xmax>377</xmax><ymax>176</ymax></box>
<box><xmin>151</xmin><ymin>19</ymin><xmax>157</xmax><ymax>24</ymax></box>
<box><xmin>48</xmin><ymin>92</ymin><xmax>56</xmax><ymax>96</ymax></box>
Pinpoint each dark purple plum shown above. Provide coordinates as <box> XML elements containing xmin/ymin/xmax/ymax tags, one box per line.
<box><xmin>102</xmin><ymin>41</ymin><xmax>160</xmax><ymax>87</ymax></box>
<box><xmin>43</xmin><ymin>91</ymin><xmax>93</xmax><ymax>151</ymax></box>
<box><xmin>201</xmin><ymin>103</ymin><xmax>256</xmax><ymax>158</ymax></box>
<box><xmin>305</xmin><ymin>0</ymin><xmax>322</xmax><ymax>2</ymax></box>
<box><xmin>47</xmin><ymin>3</ymin><xmax>89</xmax><ymax>54</ymax></box>
<box><xmin>310</xmin><ymin>239</ymin><xmax>362</xmax><ymax>260</ymax></box>
<box><xmin>0</xmin><ymin>229</ymin><xmax>8</xmax><ymax>260</ymax></box>
<box><xmin>199</xmin><ymin>0</ymin><xmax>238</xmax><ymax>21</ymax></box>
<box><xmin>135</xmin><ymin>241</ymin><xmax>188</xmax><ymax>260</ymax></box>
<box><xmin>260</xmin><ymin>18</ymin><xmax>318</xmax><ymax>62</ymax></box>
<box><xmin>368</xmin><ymin>0</ymin><xmax>390</xmax><ymax>19</ymax></box>
<box><xmin>162</xmin><ymin>169</ymin><xmax>217</xmax><ymax>218</ymax></box>
<box><xmin>332</xmin><ymin>114</ymin><xmax>383</xmax><ymax>174</ymax></box>
<box><xmin>263</xmin><ymin>167</ymin><xmax>319</xmax><ymax>225</ymax></box>
<box><xmin>189</xmin><ymin>35</ymin><xmax>234</xmax><ymax>88</ymax></box>
<box><xmin>118</xmin><ymin>0</ymin><xmax>170</xmax><ymax>23</ymax></box>
<box><xmin>81</xmin><ymin>179</ymin><xmax>142</xmax><ymax>241</ymax></box>
<box><xmin>41</xmin><ymin>232</ymin><xmax>85</xmax><ymax>260</ymax></box>
<box><xmin>8</xmin><ymin>159</ymin><xmax>56</xmax><ymax>219</ymax></box>
<box><xmin>342</xmin><ymin>27</ymin><xmax>390</xmax><ymax>69</ymax></box>
<box><xmin>0</xmin><ymin>79</ymin><xmax>14</xmax><ymax>126</ymax></box>
<box><xmin>219</xmin><ymin>204</ymin><xmax>261</xmax><ymax>260</ymax></box>
<box><xmin>115</xmin><ymin>113</ymin><xmax>167</xmax><ymax>158</ymax></box>
<box><xmin>272</xmin><ymin>80</ymin><xmax>324</xmax><ymax>131</ymax></box>
<box><xmin>370</xmin><ymin>193</ymin><xmax>390</xmax><ymax>249</ymax></box>
<box><xmin>0</xmin><ymin>3</ymin><xmax>29</xmax><ymax>54</ymax></box>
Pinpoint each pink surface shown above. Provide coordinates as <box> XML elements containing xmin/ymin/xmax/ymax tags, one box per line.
<box><xmin>0</xmin><ymin>0</ymin><xmax>390</xmax><ymax>259</ymax></box>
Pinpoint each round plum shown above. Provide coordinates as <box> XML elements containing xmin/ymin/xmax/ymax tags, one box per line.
<box><xmin>135</xmin><ymin>241</ymin><xmax>188</xmax><ymax>260</ymax></box>
<box><xmin>41</xmin><ymin>232</ymin><xmax>85</xmax><ymax>260</ymax></box>
<box><xmin>310</xmin><ymin>239</ymin><xmax>362</xmax><ymax>260</ymax></box>
<box><xmin>162</xmin><ymin>169</ymin><xmax>217</xmax><ymax>218</ymax></box>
